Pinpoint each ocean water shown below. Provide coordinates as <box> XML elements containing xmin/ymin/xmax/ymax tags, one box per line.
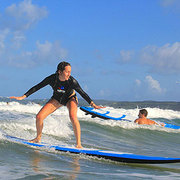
<box><xmin>0</xmin><ymin>98</ymin><xmax>180</xmax><ymax>180</ymax></box>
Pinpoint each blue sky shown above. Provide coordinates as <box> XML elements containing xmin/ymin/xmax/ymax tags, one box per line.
<box><xmin>0</xmin><ymin>0</ymin><xmax>180</xmax><ymax>101</ymax></box>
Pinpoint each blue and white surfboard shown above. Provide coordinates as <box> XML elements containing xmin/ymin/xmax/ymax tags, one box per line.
<box><xmin>80</xmin><ymin>106</ymin><xmax>128</xmax><ymax>121</ymax></box>
<box><xmin>4</xmin><ymin>134</ymin><xmax>180</xmax><ymax>164</ymax></box>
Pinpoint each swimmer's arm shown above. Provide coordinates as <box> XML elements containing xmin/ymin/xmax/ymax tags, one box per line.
<box><xmin>149</xmin><ymin>119</ymin><xmax>159</xmax><ymax>125</ymax></box>
<box><xmin>154</xmin><ymin>121</ymin><xmax>165</xmax><ymax>126</ymax></box>
<box><xmin>153</xmin><ymin>121</ymin><xmax>158</xmax><ymax>125</ymax></box>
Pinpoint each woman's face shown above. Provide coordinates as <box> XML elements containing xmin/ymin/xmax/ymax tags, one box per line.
<box><xmin>58</xmin><ymin>65</ymin><xmax>71</xmax><ymax>81</ymax></box>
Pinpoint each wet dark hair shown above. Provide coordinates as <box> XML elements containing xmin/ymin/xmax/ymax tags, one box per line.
<box><xmin>56</xmin><ymin>61</ymin><xmax>71</xmax><ymax>73</ymax></box>
<box><xmin>139</xmin><ymin>109</ymin><xmax>148</xmax><ymax>117</ymax></box>
<box><xmin>53</xmin><ymin>61</ymin><xmax>71</xmax><ymax>88</ymax></box>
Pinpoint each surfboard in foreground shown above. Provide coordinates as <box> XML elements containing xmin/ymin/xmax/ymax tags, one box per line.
<box><xmin>4</xmin><ymin>134</ymin><xmax>180</xmax><ymax>164</ymax></box>
<box><xmin>80</xmin><ymin>106</ymin><xmax>128</xmax><ymax>121</ymax></box>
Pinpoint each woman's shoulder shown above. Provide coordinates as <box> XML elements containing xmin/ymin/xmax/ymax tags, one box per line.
<box><xmin>42</xmin><ymin>74</ymin><xmax>56</xmax><ymax>83</ymax></box>
<box><xmin>46</xmin><ymin>73</ymin><xmax>56</xmax><ymax>79</ymax></box>
<box><xmin>69</xmin><ymin>75</ymin><xmax>77</xmax><ymax>82</ymax></box>
<box><xmin>68</xmin><ymin>76</ymin><xmax>79</xmax><ymax>86</ymax></box>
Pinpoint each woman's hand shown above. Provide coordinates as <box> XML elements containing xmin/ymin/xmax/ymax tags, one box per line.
<box><xmin>90</xmin><ymin>101</ymin><xmax>105</xmax><ymax>109</ymax></box>
<box><xmin>10</xmin><ymin>95</ymin><xmax>26</xmax><ymax>101</ymax></box>
<box><xmin>93</xmin><ymin>104</ymin><xmax>105</xmax><ymax>109</ymax></box>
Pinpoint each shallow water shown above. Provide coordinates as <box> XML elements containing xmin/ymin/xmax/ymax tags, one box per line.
<box><xmin>0</xmin><ymin>100</ymin><xmax>180</xmax><ymax>179</ymax></box>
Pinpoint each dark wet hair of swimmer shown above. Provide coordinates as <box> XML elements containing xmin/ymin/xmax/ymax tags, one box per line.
<box><xmin>139</xmin><ymin>109</ymin><xmax>148</xmax><ymax>117</ymax></box>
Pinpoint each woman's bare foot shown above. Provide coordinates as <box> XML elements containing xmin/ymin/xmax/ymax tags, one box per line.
<box><xmin>76</xmin><ymin>144</ymin><xmax>83</xmax><ymax>149</ymax></box>
<box><xmin>29</xmin><ymin>138</ymin><xmax>41</xmax><ymax>143</ymax></box>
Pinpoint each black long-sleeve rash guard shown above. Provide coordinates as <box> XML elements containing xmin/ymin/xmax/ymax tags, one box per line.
<box><xmin>24</xmin><ymin>74</ymin><xmax>93</xmax><ymax>105</ymax></box>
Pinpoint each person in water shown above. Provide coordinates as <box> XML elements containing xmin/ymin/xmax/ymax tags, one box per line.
<box><xmin>10</xmin><ymin>61</ymin><xmax>102</xmax><ymax>148</ymax></box>
<box><xmin>134</xmin><ymin>109</ymin><xmax>158</xmax><ymax>125</ymax></box>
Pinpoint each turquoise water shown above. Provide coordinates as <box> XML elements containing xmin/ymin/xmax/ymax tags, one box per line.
<box><xmin>0</xmin><ymin>99</ymin><xmax>180</xmax><ymax>179</ymax></box>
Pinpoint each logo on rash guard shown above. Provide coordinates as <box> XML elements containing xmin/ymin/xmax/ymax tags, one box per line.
<box><xmin>57</xmin><ymin>86</ymin><xmax>65</xmax><ymax>93</ymax></box>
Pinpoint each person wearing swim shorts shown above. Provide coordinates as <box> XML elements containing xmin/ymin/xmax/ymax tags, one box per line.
<box><xmin>10</xmin><ymin>61</ymin><xmax>102</xmax><ymax>148</ymax></box>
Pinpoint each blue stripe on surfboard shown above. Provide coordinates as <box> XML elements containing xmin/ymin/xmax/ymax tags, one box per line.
<box><xmin>164</xmin><ymin>123</ymin><xmax>180</xmax><ymax>129</ymax></box>
<box><xmin>4</xmin><ymin>135</ymin><xmax>180</xmax><ymax>164</ymax></box>
<box><xmin>80</xmin><ymin>106</ymin><xmax>129</xmax><ymax>121</ymax></box>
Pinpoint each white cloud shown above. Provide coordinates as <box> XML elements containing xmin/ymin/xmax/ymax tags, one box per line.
<box><xmin>0</xmin><ymin>0</ymin><xmax>48</xmax><ymax>52</ymax></box>
<box><xmin>0</xmin><ymin>29</ymin><xmax>9</xmax><ymax>53</ymax></box>
<box><xmin>0</xmin><ymin>1</ymin><xmax>68</xmax><ymax>68</ymax></box>
<box><xmin>7</xmin><ymin>41</ymin><xmax>67</xmax><ymax>68</ymax></box>
<box><xmin>135</xmin><ymin>79</ymin><xmax>141</xmax><ymax>86</ymax></box>
<box><xmin>120</xmin><ymin>50</ymin><xmax>133</xmax><ymax>62</ymax></box>
<box><xmin>5</xmin><ymin>0</ymin><xmax>48</xmax><ymax>31</ymax></box>
<box><xmin>117</xmin><ymin>50</ymin><xmax>133</xmax><ymax>63</ymax></box>
<box><xmin>35</xmin><ymin>41</ymin><xmax>67</xmax><ymax>61</ymax></box>
<box><xmin>133</xmin><ymin>76</ymin><xmax>167</xmax><ymax>100</ymax></box>
<box><xmin>8</xmin><ymin>51</ymin><xmax>36</xmax><ymax>68</ymax></box>
<box><xmin>145</xmin><ymin>75</ymin><xmax>163</xmax><ymax>93</ymax></box>
<box><xmin>141</xmin><ymin>42</ymin><xmax>180</xmax><ymax>73</ymax></box>
<box><xmin>160</xmin><ymin>0</ymin><xmax>180</xmax><ymax>12</ymax></box>
<box><xmin>0</xmin><ymin>0</ymin><xmax>48</xmax><ymax>49</ymax></box>
<box><xmin>160</xmin><ymin>0</ymin><xmax>180</xmax><ymax>7</ymax></box>
<box><xmin>12</xmin><ymin>31</ymin><xmax>26</xmax><ymax>48</ymax></box>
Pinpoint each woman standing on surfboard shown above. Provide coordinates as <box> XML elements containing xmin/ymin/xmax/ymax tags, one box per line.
<box><xmin>10</xmin><ymin>61</ymin><xmax>102</xmax><ymax>148</ymax></box>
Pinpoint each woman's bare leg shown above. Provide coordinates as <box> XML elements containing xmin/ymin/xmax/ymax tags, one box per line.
<box><xmin>29</xmin><ymin>99</ymin><xmax>62</xmax><ymax>143</ymax></box>
<box><xmin>67</xmin><ymin>98</ymin><xmax>82</xmax><ymax>148</ymax></box>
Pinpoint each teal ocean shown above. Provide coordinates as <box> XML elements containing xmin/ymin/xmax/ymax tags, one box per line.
<box><xmin>0</xmin><ymin>97</ymin><xmax>180</xmax><ymax>179</ymax></box>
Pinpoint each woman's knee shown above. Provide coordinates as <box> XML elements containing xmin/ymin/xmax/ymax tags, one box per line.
<box><xmin>36</xmin><ymin>113</ymin><xmax>44</xmax><ymax>121</ymax></box>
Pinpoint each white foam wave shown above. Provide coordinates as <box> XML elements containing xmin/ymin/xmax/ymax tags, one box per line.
<box><xmin>1</xmin><ymin>102</ymin><xmax>180</xmax><ymax>120</ymax></box>
<box><xmin>43</xmin><ymin>115</ymin><xmax>73</xmax><ymax>138</ymax></box>
<box><xmin>0</xmin><ymin>130</ymin><xmax>5</xmax><ymax>140</ymax></box>
<box><xmin>0</xmin><ymin>101</ymin><xmax>71</xmax><ymax>117</ymax></box>
<box><xmin>143</xmin><ymin>107</ymin><xmax>180</xmax><ymax>119</ymax></box>
<box><xmin>1</xmin><ymin>102</ymin><xmax>180</xmax><ymax>136</ymax></box>
<box><xmin>0</xmin><ymin>101</ymin><xmax>42</xmax><ymax>114</ymax></box>
<box><xmin>80</xmin><ymin>116</ymin><xmax>180</xmax><ymax>132</ymax></box>
<box><xmin>0</xmin><ymin>109</ymin><xmax>74</xmax><ymax>144</ymax></box>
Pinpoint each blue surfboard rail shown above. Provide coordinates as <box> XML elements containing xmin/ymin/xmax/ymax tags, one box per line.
<box><xmin>164</xmin><ymin>123</ymin><xmax>180</xmax><ymax>130</ymax></box>
<box><xmin>80</xmin><ymin>106</ymin><xmax>129</xmax><ymax>121</ymax></box>
<box><xmin>4</xmin><ymin>134</ymin><xmax>180</xmax><ymax>164</ymax></box>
